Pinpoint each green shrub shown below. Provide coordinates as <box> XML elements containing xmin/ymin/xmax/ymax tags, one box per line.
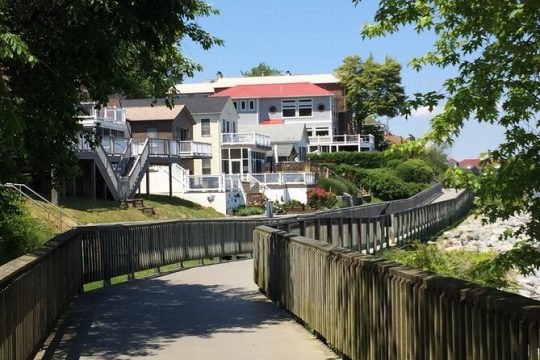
<box><xmin>307</xmin><ymin>187</ymin><xmax>338</xmax><ymax>209</ymax></box>
<box><xmin>0</xmin><ymin>189</ymin><xmax>54</xmax><ymax>264</ymax></box>
<box><xmin>395</xmin><ymin>159</ymin><xmax>435</xmax><ymax>183</ymax></box>
<box><xmin>317</xmin><ymin>176</ymin><xmax>357</xmax><ymax>195</ymax></box>
<box><xmin>233</xmin><ymin>205</ymin><xmax>265</xmax><ymax>216</ymax></box>
<box><xmin>355</xmin><ymin>168</ymin><xmax>427</xmax><ymax>201</ymax></box>
<box><xmin>380</xmin><ymin>242</ymin><xmax>512</xmax><ymax>290</ymax></box>
<box><xmin>282</xmin><ymin>200</ymin><xmax>304</xmax><ymax>209</ymax></box>
<box><xmin>309</xmin><ymin>151</ymin><xmax>384</xmax><ymax>168</ymax></box>
<box><xmin>384</xmin><ymin>158</ymin><xmax>406</xmax><ymax>169</ymax></box>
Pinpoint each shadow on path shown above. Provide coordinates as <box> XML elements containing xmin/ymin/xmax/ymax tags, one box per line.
<box><xmin>44</xmin><ymin>267</ymin><xmax>290</xmax><ymax>359</ymax></box>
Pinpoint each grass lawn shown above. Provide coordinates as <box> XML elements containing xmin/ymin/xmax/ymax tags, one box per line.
<box><xmin>28</xmin><ymin>194</ymin><xmax>223</xmax><ymax>227</ymax></box>
<box><xmin>82</xmin><ymin>257</ymin><xmax>222</xmax><ymax>292</ymax></box>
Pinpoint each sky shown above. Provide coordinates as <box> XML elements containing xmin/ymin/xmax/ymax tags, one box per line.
<box><xmin>182</xmin><ymin>0</ymin><xmax>506</xmax><ymax>160</ymax></box>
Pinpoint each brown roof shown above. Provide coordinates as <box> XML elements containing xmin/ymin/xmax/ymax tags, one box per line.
<box><xmin>459</xmin><ymin>159</ymin><xmax>481</xmax><ymax>168</ymax></box>
<box><xmin>125</xmin><ymin>105</ymin><xmax>186</xmax><ymax>122</ymax></box>
<box><xmin>384</xmin><ymin>134</ymin><xmax>405</xmax><ymax>145</ymax></box>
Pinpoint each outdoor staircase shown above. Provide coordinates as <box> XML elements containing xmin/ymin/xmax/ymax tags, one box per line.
<box><xmin>78</xmin><ymin>138</ymin><xmax>150</xmax><ymax>201</ymax></box>
<box><xmin>120</xmin><ymin>198</ymin><xmax>155</xmax><ymax>215</ymax></box>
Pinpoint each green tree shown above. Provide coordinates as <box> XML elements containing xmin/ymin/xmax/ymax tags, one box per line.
<box><xmin>241</xmin><ymin>62</ymin><xmax>282</xmax><ymax>77</ymax></box>
<box><xmin>335</xmin><ymin>54</ymin><xmax>405</xmax><ymax>134</ymax></box>
<box><xmin>356</xmin><ymin>0</ymin><xmax>540</xmax><ymax>275</ymax></box>
<box><xmin>0</xmin><ymin>0</ymin><xmax>222</xmax><ymax>187</ymax></box>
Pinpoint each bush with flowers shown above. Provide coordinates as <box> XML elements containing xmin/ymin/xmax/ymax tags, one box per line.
<box><xmin>307</xmin><ymin>187</ymin><xmax>338</xmax><ymax>209</ymax></box>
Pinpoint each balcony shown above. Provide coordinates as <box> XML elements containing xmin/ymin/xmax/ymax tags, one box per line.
<box><xmin>221</xmin><ymin>133</ymin><xmax>271</xmax><ymax>149</ymax></box>
<box><xmin>308</xmin><ymin>134</ymin><xmax>376</xmax><ymax>152</ymax></box>
<box><xmin>79</xmin><ymin>102</ymin><xmax>126</xmax><ymax>128</ymax></box>
<box><xmin>146</xmin><ymin>139</ymin><xmax>212</xmax><ymax>159</ymax></box>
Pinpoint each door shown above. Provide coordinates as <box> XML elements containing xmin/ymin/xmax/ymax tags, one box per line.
<box><xmin>230</xmin><ymin>160</ymin><xmax>241</xmax><ymax>174</ymax></box>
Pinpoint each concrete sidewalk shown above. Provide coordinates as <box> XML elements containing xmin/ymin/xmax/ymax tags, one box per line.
<box><xmin>42</xmin><ymin>260</ymin><xmax>336</xmax><ymax>359</ymax></box>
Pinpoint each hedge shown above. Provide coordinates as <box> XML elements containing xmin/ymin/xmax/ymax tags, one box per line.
<box><xmin>395</xmin><ymin>159</ymin><xmax>435</xmax><ymax>183</ymax></box>
<box><xmin>309</xmin><ymin>151</ymin><xmax>384</xmax><ymax>168</ymax></box>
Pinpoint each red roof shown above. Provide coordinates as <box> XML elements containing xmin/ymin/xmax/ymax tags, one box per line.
<box><xmin>261</xmin><ymin>119</ymin><xmax>284</xmax><ymax>125</ymax></box>
<box><xmin>459</xmin><ymin>159</ymin><xmax>481</xmax><ymax>168</ymax></box>
<box><xmin>211</xmin><ymin>82</ymin><xmax>334</xmax><ymax>99</ymax></box>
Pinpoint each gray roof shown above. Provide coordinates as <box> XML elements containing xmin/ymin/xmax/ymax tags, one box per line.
<box><xmin>120</xmin><ymin>97</ymin><xmax>230</xmax><ymax>115</ymax></box>
<box><xmin>238</xmin><ymin>124</ymin><xmax>308</xmax><ymax>143</ymax></box>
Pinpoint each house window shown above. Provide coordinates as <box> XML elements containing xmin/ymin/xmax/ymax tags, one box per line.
<box><xmin>298</xmin><ymin>99</ymin><xmax>313</xmax><ymax>117</ymax></box>
<box><xmin>176</xmin><ymin>127</ymin><xmax>189</xmax><ymax>140</ymax></box>
<box><xmin>315</xmin><ymin>127</ymin><xmax>329</xmax><ymax>136</ymax></box>
<box><xmin>233</xmin><ymin>101</ymin><xmax>238</xmax><ymax>110</ymax></box>
<box><xmin>202</xmin><ymin>159</ymin><xmax>211</xmax><ymax>175</ymax></box>
<box><xmin>240</xmin><ymin>100</ymin><xmax>247</xmax><ymax>111</ymax></box>
<box><xmin>146</xmin><ymin>127</ymin><xmax>158</xmax><ymax>139</ymax></box>
<box><xmin>232</xmin><ymin>122</ymin><xmax>236</xmax><ymax>133</ymax></box>
<box><xmin>226</xmin><ymin>121</ymin><xmax>230</xmax><ymax>133</ymax></box>
<box><xmin>222</xmin><ymin>120</ymin><xmax>226</xmax><ymax>133</ymax></box>
<box><xmin>248</xmin><ymin>100</ymin><xmax>256</xmax><ymax>111</ymax></box>
<box><xmin>282</xmin><ymin>99</ymin><xmax>296</xmax><ymax>117</ymax></box>
<box><xmin>201</xmin><ymin>119</ymin><xmax>210</xmax><ymax>137</ymax></box>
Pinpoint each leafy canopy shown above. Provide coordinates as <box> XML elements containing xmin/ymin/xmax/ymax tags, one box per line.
<box><xmin>356</xmin><ymin>0</ymin><xmax>540</xmax><ymax>274</ymax></box>
<box><xmin>0</xmin><ymin>0</ymin><xmax>222</xmax><ymax>185</ymax></box>
<box><xmin>335</xmin><ymin>54</ymin><xmax>405</xmax><ymax>134</ymax></box>
<box><xmin>241</xmin><ymin>62</ymin><xmax>282</xmax><ymax>77</ymax></box>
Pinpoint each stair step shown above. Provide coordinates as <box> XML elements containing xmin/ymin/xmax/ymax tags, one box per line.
<box><xmin>140</xmin><ymin>207</ymin><xmax>155</xmax><ymax>215</ymax></box>
<box><xmin>120</xmin><ymin>198</ymin><xmax>145</xmax><ymax>209</ymax></box>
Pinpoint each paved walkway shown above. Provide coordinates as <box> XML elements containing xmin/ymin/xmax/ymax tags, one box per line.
<box><xmin>42</xmin><ymin>260</ymin><xmax>336</xmax><ymax>359</ymax></box>
<box><xmin>431</xmin><ymin>188</ymin><xmax>464</xmax><ymax>203</ymax></box>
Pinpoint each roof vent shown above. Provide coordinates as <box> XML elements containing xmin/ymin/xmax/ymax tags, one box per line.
<box><xmin>285</xmin><ymin>70</ymin><xmax>292</xmax><ymax>76</ymax></box>
<box><xmin>216</xmin><ymin>71</ymin><xmax>223</xmax><ymax>80</ymax></box>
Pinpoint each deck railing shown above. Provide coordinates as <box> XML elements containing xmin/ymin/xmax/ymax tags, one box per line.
<box><xmin>145</xmin><ymin>139</ymin><xmax>212</xmax><ymax>158</ymax></box>
<box><xmin>308</xmin><ymin>134</ymin><xmax>375</xmax><ymax>146</ymax></box>
<box><xmin>79</xmin><ymin>102</ymin><xmax>126</xmax><ymax>123</ymax></box>
<box><xmin>221</xmin><ymin>132</ymin><xmax>271</xmax><ymax>148</ymax></box>
<box><xmin>248</xmin><ymin>172</ymin><xmax>316</xmax><ymax>186</ymax></box>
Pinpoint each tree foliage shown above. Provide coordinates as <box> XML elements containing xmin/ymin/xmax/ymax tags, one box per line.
<box><xmin>335</xmin><ymin>54</ymin><xmax>405</xmax><ymax>134</ymax></box>
<box><xmin>241</xmin><ymin>62</ymin><xmax>282</xmax><ymax>77</ymax></box>
<box><xmin>0</xmin><ymin>0</ymin><xmax>222</xmax><ymax>186</ymax></box>
<box><xmin>356</xmin><ymin>0</ymin><xmax>540</xmax><ymax>274</ymax></box>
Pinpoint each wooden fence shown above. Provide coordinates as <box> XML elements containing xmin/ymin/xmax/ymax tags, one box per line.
<box><xmin>254</xmin><ymin>226</ymin><xmax>540</xmax><ymax>360</ymax></box>
<box><xmin>0</xmin><ymin>186</ymin><xmax>464</xmax><ymax>360</ymax></box>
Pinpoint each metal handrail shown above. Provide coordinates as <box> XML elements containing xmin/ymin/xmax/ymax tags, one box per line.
<box><xmin>2</xmin><ymin>183</ymin><xmax>80</xmax><ymax>231</ymax></box>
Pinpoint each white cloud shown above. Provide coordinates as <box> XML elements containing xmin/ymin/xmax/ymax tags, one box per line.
<box><xmin>410</xmin><ymin>105</ymin><xmax>443</xmax><ymax>118</ymax></box>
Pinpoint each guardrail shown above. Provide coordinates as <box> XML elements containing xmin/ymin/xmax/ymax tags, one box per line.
<box><xmin>221</xmin><ymin>132</ymin><xmax>271</xmax><ymax>148</ymax></box>
<box><xmin>253</xmin><ymin>191</ymin><xmax>536</xmax><ymax>360</ymax></box>
<box><xmin>186</xmin><ymin>174</ymin><xmax>242</xmax><ymax>192</ymax></box>
<box><xmin>146</xmin><ymin>139</ymin><xmax>212</xmax><ymax>158</ymax></box>
<box><xmin>249</xmin><ymin>172</ymin><xmax>316</xmax><ymax>186</ymax></box>
<box><xmin>0</xmin><ymin>187</ymin><xmax>469</xmax><ymax>359</ymax></box>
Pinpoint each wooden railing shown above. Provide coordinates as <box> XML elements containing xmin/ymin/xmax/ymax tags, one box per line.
<box><xmin>253</xmin><ymin>199</ymin><xmax>540</xmax><ymax>359</ymax></box>
<box><xmin>0</xmin><ymin>216</ymin><xmax>297</xmax><ymax>359</ymax></box>
<box><xmin>0</xmin><ymin>187</ymin><xmax>467</xmax><ymax>359</ymax></box>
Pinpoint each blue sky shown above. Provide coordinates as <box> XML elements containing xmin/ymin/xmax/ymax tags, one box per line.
<box><xmin>182</xmin><ymin>0</ymin><xmax>505</xmax><ymax>160</ymax></box>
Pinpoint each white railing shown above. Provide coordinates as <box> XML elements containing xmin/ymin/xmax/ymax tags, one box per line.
<box><xmin>79</xmin><ymin>102</ymin><xmax>126</xmax><ymax>124</ymax></box>
<box><xmin>185</xmin><ymin>174</ymin><xmax>242</xmax><ymax>192</ymax></box>
<box><xmin>122</xmin><ymin>139</ymin><xmax>149</xmax><ymax>199</ymax></box>
<box><xmin>248</xmin><ymin>172</ymin><xmax>316</xmax><ymax>186</ymax></box>
<box><xmin>144</xmin><ymin>139</ymin><xmax>212</xmax><ymax>158</ymax></box>
<box><xmin>178</xmin><ymin>140</ymin><xmax>212</xmax><ymax>157</ymax></box>
<box><xmin>187</xmin><ymin>175</ymin><xmax>225</xmax><ymax>192</ymax></box>
<box><xmin>221</xmin><ymin>133</ymin><xmax>271</xmax><ymax>148</ymax></box>
<box><xmin>309</xmin><ymin>134</ymin><xmax>375</xmax><ymax>146</ymax></box>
